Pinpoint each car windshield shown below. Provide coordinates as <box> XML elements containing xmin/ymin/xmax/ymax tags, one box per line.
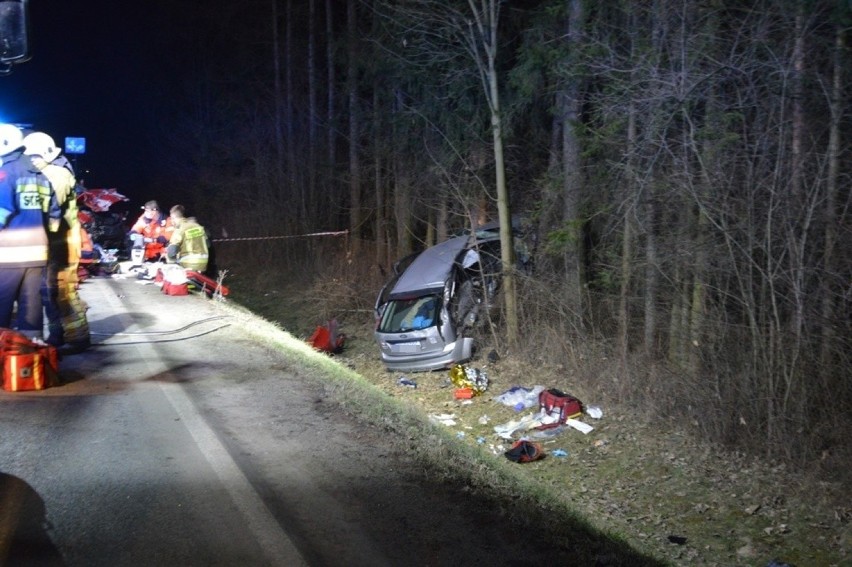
<box><xmin>378</xmin><ymin>295</ymin><xmax>440</xmax><ymax>333</ymax></box>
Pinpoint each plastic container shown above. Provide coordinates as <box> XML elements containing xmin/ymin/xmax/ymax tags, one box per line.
<box><xmin>454</xmin><ymin>387</ymin><xmax>474</xmax><ymax>399</ymax></box>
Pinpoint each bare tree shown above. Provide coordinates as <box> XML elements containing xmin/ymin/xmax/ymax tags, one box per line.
<box><xmin>326</xmin><ymin>0</ymin><xmax>336</xmax><ymax>179</ymax></box>
<box><xmin>347</xmin><ymin>0</ymin><xmax>363</xmax><ymax>251</ymax></box>
<box><xmin>307</xmin><ymin>0</ymin><xmax>318</xmax><ymax>224</ymax></box>
<box><xmin>285</xmin><ymin>0</ymin><xmax>297</xmax><ymax>209</ymax></box>
<box><xmin>557</xmin><ymin>0</ymin><xmax>585</xmax><ymax>323</ymax></box>
<box><xmin>819</xmin><ymin>23</ymin><xmax>845</xmax><ymax>370</ymax></box>
<box><xmin>271</xmin><ymin>0</ymin><xmax>284</xmax><ymax>171</ymax></box>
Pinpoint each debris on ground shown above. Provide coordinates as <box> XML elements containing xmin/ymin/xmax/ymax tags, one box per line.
<box><xmin>429</xmin><ymin>413</ymin><xmax>457</xmax><ymax>426</ymax></box>
<box><xmin>449</xmin><ymin>364</ymin><xmax>488</xmax><ymax>395</ymax></box>
<box><xmin>504</xmin><ymin>439</ymin><xmax>544</xmax><ymax>463</ymax></box>
<box><xmin>493</xmin><ymin>385</ymin><xmax>545</xmax><ymax>411</ymax></box>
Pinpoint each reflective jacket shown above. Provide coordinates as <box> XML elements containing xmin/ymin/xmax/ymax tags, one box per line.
<box><xmin>130</xmin><ymin>211</ymin><xmax>173</xmax><ymax>260</ymax></box>
<box><xmin>168</xmin><ymin>217</ymin><xmax>209</xmax><ymax>272</ymax></box>
<box><xmin>0</xmin><ymin>150</ymin><xmax>60</xmax><ymax>268</ymax></box>
<box><xmin>33</xmin><ymin>155</ymin><xmax>80</xmax><ymax>267</ymax></box>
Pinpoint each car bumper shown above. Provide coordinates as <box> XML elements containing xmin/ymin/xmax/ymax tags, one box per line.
<box><xmin>378</xmin><ymin>337</ymin><xmax>473</xmax><ymax>372</ymax></box>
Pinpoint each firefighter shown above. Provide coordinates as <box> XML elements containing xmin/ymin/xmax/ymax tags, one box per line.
<box><xmin>0</xmin><ymin>124</ymin><xmax>60</xmax><ymax>340</ymax></box>
<box><xmin>23</xmin><ymin>131</ymin><xmax>90</xmax><ymax>350</ymax></box>
<box><xmin>128</xmin><ymin>200</ymin><xmax>172</xmax><ymax>261</ymax></box>
<box><xmin>166</xmin><ymin>204</ymin><xmax>209</xmax><ymax>273</ymax></box>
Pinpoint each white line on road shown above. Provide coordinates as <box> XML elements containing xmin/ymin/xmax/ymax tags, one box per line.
<box><xmin>100</xmin><ymin>286</ymin><xmax>306</xmax><ymax>566</ymax></box>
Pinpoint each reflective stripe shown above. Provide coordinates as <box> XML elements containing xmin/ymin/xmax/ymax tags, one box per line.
<box><xmin>16</xmin><ymin>182</ymin><xmax>53</xmax><ymax>213</ymax></box>
<box><xmin>178</xmin><ymin>253</ymin><xmax>209</xmax><ymax>262</ymax></box>
<box><xmin>0</xmin><ymin>245</ymin><xmax>48</xmax><ymax>264</ymax></box>
<box><xmin>184</xmin><ymin>226</ymin><xmax>205</xmax><ymax>239</ymax></box>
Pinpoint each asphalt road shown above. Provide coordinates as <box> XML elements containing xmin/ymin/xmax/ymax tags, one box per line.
<box><xmin>1</xmin><ymin>273</ymin><xmax>305</xmax><ymax>566</ymax></box>
<box><xmin>0</xmin><ymin>271</ymin><xmax>658</xmax><ymax>567</ymax></box>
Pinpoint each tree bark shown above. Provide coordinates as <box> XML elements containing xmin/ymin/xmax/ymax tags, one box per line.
<box><xmin>347</xmin><ymin>0</ymin><xmax>362</xmax><ymax>251</ymax></box>
<box><xmin>326</xmin><ymin>0</ymin><xmax>338</xmax><ymax>229</ymax></box>
<box><xmin>819</xmin><ymin>24</ymin><xmax>844</xmax><ymax>370</ymax></box>
<box><xmin>285</xmin><ymin>0</ymin><xmax>296</xmax><ymax>208</ymax></box>
<box><xmin>559</xmin><ymin>0</ymin><xmax>584</xmax><ymax>323</ymax></box>
<box><xmin>271</xmin><ymin>0</ymin><xmax>284</xmax><ymax>174</ymax></box>
<box><xmin>307</xmin><ymin>0</ymin><xmax>318</xmax><ymax>224</ymax></box>
<box><xmin>374</xmin><ymin>87</ymin><xmax>385</xmax><ymax>266</ymax></box>
<box><xmin>467</xmin><ymin>0</ymin><xmax>518</xmax><ymax>345</ymax></box>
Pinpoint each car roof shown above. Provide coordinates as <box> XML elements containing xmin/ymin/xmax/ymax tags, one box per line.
<box><xmin>388</xmin><ymin>235</ymin><xmax>470</xmax><ymax>299</ymax></box>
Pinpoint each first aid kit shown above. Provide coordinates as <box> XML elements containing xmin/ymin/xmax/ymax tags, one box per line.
<box><xmin>160</xmin><ymin>265</ymin><xmax>189</xmax><ymax>296</ymax></box>
<box><xmin>536</xmin><ymin>388</ymin><xmax>583</xmax><ymax>430</ymax></box>
<box><xmin>1</xmin><ymin>329</ymin><xmax>59</xmax><ymax>392</ymax></box>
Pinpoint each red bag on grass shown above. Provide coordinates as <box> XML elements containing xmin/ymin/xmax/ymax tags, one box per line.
<box><xmin>308</xmin><ymin>319</ymin><xmax>346</xmax><ymax>354</ymax></box>
<box><xmin>536</xmin><ymin>388</ymin><xmax>582</xmax><ymax>430</ymax></box>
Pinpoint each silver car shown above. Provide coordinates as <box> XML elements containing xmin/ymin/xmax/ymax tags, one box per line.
<box><xmin>374</xmin><ymin>226</ymin><xmax>506</xmax><ymax>372</ymax></box>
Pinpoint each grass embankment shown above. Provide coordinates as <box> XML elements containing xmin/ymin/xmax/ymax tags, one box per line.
<box><xmin>213</xmin><ymin>281</ymin><xmax>850</xmax><ymax>567</ymax></box>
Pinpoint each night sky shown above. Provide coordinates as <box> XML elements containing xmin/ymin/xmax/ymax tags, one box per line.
<box><xmin>0</xmin><ymin>1</ymin><xmax>177</xmax><ymax>203</ymax></box>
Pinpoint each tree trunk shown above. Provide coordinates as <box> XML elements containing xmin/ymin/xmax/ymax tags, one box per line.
<box><xmin>326</xmin><ymin>0</ymin><xmax>337</xmax><ymax>229</ymax></box>
<box><xmin>326</xmin><ymin>0</ymin><xmax>336</xmax><ymax>174</ymax></box>
<box><xmin>643</xmin><ymin>193</ymin><xmax>658</xmax><ymax>357</ymax></box>
<box><xmin>271</xmin><ymin>0</ymin><xmax>284</xmax><ymax>174</ymax></box>
<box><xmin>559</xmin><ymin>0</ymin><xmax>584</xmax><ymax>324</ymax></box>
<box><xmin>285</xmin><ymin>0</ymin><xmax>296</xmax><ymax>212</ymax></box>
<box><xmin>468</xmin><ymin>0</ymin><xmax>518</xmax><ymax>346</ymax></box>
<box><xmin>619</xmin><ymin>85</ymin><xmax>637</xmax><ymax>381</ymax></box>
<box><xmin>374</xmin><ymin>87</ymin><xmax>385</xmax><ymax>267</ymax></box>
<box><xmin>437</xmin><ymin>199</ymin><xmax>448</xmax><ymax>243</ymax></box>
<box><xmin>819</xmin><ymin>25</ymin><xmax>844</xmax><ymax>370</ymax></box>
<box><xmin>392</xmin><ymin>87</ymin><xmax>411</xmax><ymax>259</ymax></box>
<box><xmin>307</xmin><ymin>0</ymin><xmax>318</xmax><ymax>225</ymax></box>
<box><xmin>347</xmin><ymin>0</ymin><xmax>361</xmax><ymax>251</ymax></box>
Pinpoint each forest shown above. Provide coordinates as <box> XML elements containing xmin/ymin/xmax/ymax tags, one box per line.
<box><xmin>146</xmin><ymin>0</ymin><xmax>850</xmax><ymax>481</ymax></box>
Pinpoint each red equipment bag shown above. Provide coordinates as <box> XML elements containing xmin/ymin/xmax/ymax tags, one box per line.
<box><xmin>308</xmin><ymin>319</ymin><xmax>346</xmax><ymax>354</ymax></box>
<box><xmin>536</xmin><ymin>388</ymin><xmax>582</xmax><ymax>430</ymax></box>
<box><xmin>1</xmin><ymin>329</ymin><xmax>59</xmax><ymax>392</ymax></box>
<box><xmin>161</xmin><ymin>281</ymin><xmax>189</xmax><ymax>296</ymax></box>
<box><xmin>504</xmin><ymin>439</ymin><xmax>544</xmax><ymax>463</ymax></box>
<box><xmin>185</xmin><ymin>270</ymin><xmax>229</xmax><ymax>297</ymax></box>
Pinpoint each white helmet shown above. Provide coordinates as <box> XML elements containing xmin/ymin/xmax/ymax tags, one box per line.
<box><xmin>23</xmin><ymin>131</ymin><xmax>61</xmax><ymax>162</ymax></box>
<box><xmin>0</xmin><ymin>124</ymin><xmax>24</xmax><ymax>157</ymax></box>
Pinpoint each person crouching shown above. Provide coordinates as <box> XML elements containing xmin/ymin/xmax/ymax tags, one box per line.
<box><xmin>166</xmin><ymin>205</ymin><xmax>209</xmax><ymax>273</ymax></box>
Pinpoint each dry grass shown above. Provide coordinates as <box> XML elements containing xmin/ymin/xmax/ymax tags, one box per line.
<box><xmin>216</xmin><ymin>243</ymin><xmax>851</xmax><ymax>566</ymax></box>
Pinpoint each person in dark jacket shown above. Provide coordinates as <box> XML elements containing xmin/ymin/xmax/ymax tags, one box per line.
<box><xmin>0</xmin><ymin>124</ymin><xmax>61</xmax><ymax>340</ymax></box>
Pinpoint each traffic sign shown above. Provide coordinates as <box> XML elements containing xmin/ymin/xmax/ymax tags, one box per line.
<box><xmin>65</xmin><ymin>136</ymin><xmax>86</xmax><ymax>154</ymax></box>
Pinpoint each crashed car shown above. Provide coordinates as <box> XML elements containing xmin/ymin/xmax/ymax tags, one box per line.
<box><xmin>374</xmin><ymin>223</ymin><xmax>513</xmax><ymax>372</ymax></box>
